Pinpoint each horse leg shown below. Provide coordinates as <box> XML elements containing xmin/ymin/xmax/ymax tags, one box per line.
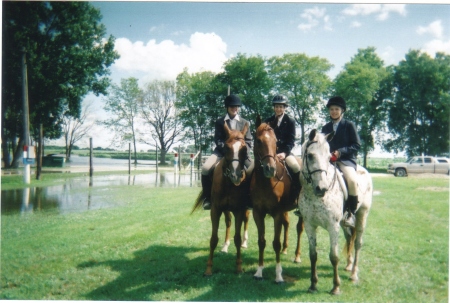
<box><xmin>281</xmin><ymin>212</ymin><xmax>289</xmax><ymax>255</ymax></box>
<box><xmin>350</xmin><ymin>209</ymin><xmax>369</xmax><ymax>282</ymax></box>
<box><xmin>273</xmin><ymin>213</ymin><xmax>284</xmax><ymax>283</ymax></box>
<box><xmin>306</xmin><ymin>224</ymin><xmax>318</xmax><ymax>293</ymax></box>
<box><xmin>253</xmin><ymin>210</ymin><xmax>266</xmax><ymax>280</ymax></box>
<box><xmin>328</xmin><ymin>226</ymin><xmax>341</xmax><ymax>295</ymax></box>
<box><xmin>205</xmin><ymin>209</ymin><xmax>221</xmax><ymax>276</ymax></box>
<box><xmin>343</xmin><ymin>225</ymin><xmax>355</xmax><ymax>272</ymax></box>
<box><xmin>294</xmin><ymin>214</ymin><xmax>304</xmax><ymax>263</ymax></box>
<box><xmin>241</xmin><ymin>209</ymin><xmax>250</xmax><ymax>248</ymax></box>
<box><xmin>233</xmin><ymin>211</ymin><xmax>245</xmax><ymax>274</ymax></box>
<box><xmin>221</xmin><ymin>211</ymin><xmax>232</xmax><ymax>253</ymax></box>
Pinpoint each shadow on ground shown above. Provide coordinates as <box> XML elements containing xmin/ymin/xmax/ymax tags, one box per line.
<box><xmin>76</xmin><ymin>243</ymin><xmax>340</xmax><ymax>301</ymax></box>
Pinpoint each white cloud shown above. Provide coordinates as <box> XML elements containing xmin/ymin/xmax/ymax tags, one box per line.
<box><xmin>112</xmin><ymin>32</ymin><xmax>228</xmax><ymax>81</ymax></box>
<box><xmin>417</xmin><ymin>20</ymin><xmax>443</xmax><ymax>39</ymax></box>
<box><xmin>421</xmin><ymin>39</ymin><xmax>450</xmax><ymax>56</ymax></box>
<box><xmin>379</xmin><ymin>46</ymin><xmax>397</xmax><ymax>65</ymax></box>
<box><xmin>298</xmin><ymin>6</ymin><xmax>331</xmax><ymax>32</ymax></box>
<box><xmin>350</xmin><ymin>21</ymin><xmax>362</xmax><ymax>28</ymax></box>
<box><xmin>342</xmin><ymin>4</ymin><xmax>406</xmax><ymax>21</ymax></box>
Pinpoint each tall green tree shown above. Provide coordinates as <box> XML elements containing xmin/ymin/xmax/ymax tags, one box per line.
<box><xmin>333</xmin><ymin>47</ymin><xmax>391</xmax><ymax>167</ymax></box>
<box><xmin>384</xmin><ymin>50</ymin><xmax>450</xmax><ymax>157</ymax></box>
<box><xmin>175</xmin><ymin>69</ymin><xmax>221</xmax><ymax>162</ymax></box>
<box><xmin>2</xmin><ymin>1</ymin><xmax>119</xmax><ymax>167</ymax></box>
<box><xmin>219</xmin><ymin>53</ymin><xmax>273</xmax><ymax>126</ymax></box>
<box><xmin>101</xmin><ymin>78</ymin><xmax>141</xmax><ymax>164</ymax></box>
<box><xmin>140</xmin><ymin>80</ymin><xmax>182</xmax><ymax>165</ymax></box>
<box><xmin>268</xmin><ymin>53</ymin><xmax>333</xmax><ymax>144</ymax></box>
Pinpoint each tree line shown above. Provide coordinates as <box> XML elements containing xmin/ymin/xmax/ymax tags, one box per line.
<box><xmin>2</xmin><ymin>1</ymin><xmax>449</xmax><ymax>168</ymax></box>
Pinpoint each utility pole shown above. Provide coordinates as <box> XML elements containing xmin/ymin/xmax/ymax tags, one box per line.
<box><xmin>22</xmin><ymin>47</ymin><xmax>31</xmax><ymax>184</ymax></box>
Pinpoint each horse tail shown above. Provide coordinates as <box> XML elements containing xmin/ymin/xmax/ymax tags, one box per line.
<box><xmin>191</xmin><ymin>190</ymin><xmax>205</xmax><ymax>214</ymax></box>
<box><xmin>343</xmin><ymin>227</ymin><xmax>357</xmax><ymax>255</ymax></box>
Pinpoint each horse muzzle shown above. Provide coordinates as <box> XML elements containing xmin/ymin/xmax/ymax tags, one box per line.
<box><xmin>225</xmin><ymin>168</ymin><xmax>246</xmax><ymax>186</ymax></box>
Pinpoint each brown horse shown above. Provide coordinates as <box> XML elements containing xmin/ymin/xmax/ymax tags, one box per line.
<box><xmin>192</xmin><ymin>122</ymin><xmax>251</xmax><ymax>275</ymax></box>
<box><xmin>250</xmin><ymin>116</ymin><xmax>303</xmax><ymax>283</ymax></box>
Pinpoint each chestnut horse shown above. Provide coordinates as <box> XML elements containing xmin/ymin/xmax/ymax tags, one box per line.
<box><xmin>299</xmin><ymin>129</ymin><xmax>372</xmax><ymax>294</ymax></box>
<box><xmin>250</xmin><ymin>116</ymin><xmax>303</xmax><ymax>283</ymax></box>
<box><xmin>191</xmin><ymin>122</ymin><xmax>251</xmax><ymax>275</ymax></box>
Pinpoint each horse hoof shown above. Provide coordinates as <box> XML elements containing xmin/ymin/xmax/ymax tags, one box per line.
<box><xmin>307</xmin><ymin>288</ymin><xmax>317</xmax><ymax>294</ymax></box>
<box><xmin>275</xmin><ymin>280</ymin><xmax>285</xmax><ymax>285</ymax></box>
<box><xmin>330</xmin><ymin>289</ymin><xmax>341</xmax><ymax>295</ymax></box>
<box><xmin>203</xmin><ymin>271</ymin><xmax>212</xmax><ymax>277</ymax></box>
<box><xmin>349</xmin><ymin>276</ymin><xmax>359</xmax><ymax>283</ymax></box>
<box><xmin>293</xmin><ymin>258</ymin><xmax>301</xmax><ymax>263</ymax></box>
<box><xmin>253</xmin><ymin>276</ymin><xmax>264</xmax><ymax>281</ymax></box>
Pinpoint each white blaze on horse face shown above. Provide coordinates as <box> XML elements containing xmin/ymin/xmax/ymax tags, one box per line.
<box><xmin>232</xmin><ymin>140</ymin><xmax>241</xmax><ymax>172</ymax></box>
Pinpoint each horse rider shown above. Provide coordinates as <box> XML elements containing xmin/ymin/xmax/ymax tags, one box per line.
<box><xmin>201</xmin><ymin>94</ymin><xmax>253</xmax><ymax>210</ymax></box>
<box><xmin>264</xmin><ymin>95</ymin><xmax>302</xmax><ymax>209</ymax></box>
<box><xmin>321</xmin><ymin>96</ymin><xmax>361</xmax><ymax>228</ymax></box>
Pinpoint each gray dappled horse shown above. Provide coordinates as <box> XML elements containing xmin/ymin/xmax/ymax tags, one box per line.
<box><xmin>299</xmin><ymin>129</ymin><xmax>372</xmax><ymax>294</ymax></box>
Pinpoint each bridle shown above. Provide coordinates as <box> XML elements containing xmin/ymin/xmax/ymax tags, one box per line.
<box><xmin>302</xmin><ymin>140</ymin><xmax>337</xmax><ymax>190</ymax></box>
<box><xmin>256</xmin><ymin>151</ymin><xmax>284</xmax><ymax>181</ymax></box>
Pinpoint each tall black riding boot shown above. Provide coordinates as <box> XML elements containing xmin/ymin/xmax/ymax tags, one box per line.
<box><xmin>291</xmin><ymin>172</ymin><xmax>302</xmax><ymax>217</ymax></box>
<box><xmin>343</xmin><ymin>195</ymin><xmax>358</xmax><ymax>228</ymax></box>
<box><xmin>201</xmin><ymin>175</ymin><xmax>212</xmax><ymax>210</ymax></box>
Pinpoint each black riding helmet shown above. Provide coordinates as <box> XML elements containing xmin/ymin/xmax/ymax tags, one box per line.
<box><xmin>224</xmin><ymin>94</ymin><xmax>242</xmax><ymax>107</ymax></box>
<box><xmin>272</xmin><ymin>95</ymin><xmax>288</xmax><ymax>106</ymax></box>
<box><xmin>326</xmin><ymin>96</ymin><xmax>346</xmax><ymax>112</ymax></box>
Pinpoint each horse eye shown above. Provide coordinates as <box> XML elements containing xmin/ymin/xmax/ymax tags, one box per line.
<box><xmin>307</xmin><ymin>154</ymin><xmax>314</xmax><ymax>161</ymax></box>
<box><xmin>256</xmin><ymin>139</ymin><xmax>262</xmax><ymax>145</ymax></box>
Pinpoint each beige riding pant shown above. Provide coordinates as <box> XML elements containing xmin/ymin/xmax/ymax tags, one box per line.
<box><xmin>337</xmin><ymin>162</ymin><xmax>358</xmax><ymax>196</ymax></box>
<box><xmin>285</xmin><ymin>154</ymin><xmax>301</xmax><ymax>173</ymax></box>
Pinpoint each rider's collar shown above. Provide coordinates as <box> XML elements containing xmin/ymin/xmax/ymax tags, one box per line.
<box><xmin>225</xmin><ymin>113</ymin><xmax>241</xmax><ymax>121</ymax></box>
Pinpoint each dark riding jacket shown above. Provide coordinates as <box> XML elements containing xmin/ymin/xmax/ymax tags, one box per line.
<box><xmin>321</xmin><ymin>118</ymin><xmax>360</xmax><ymax>170</ymax></box>
<box><xmin>264</xmin><ymin>114</ymin><xmax>296</xmax><ymax>155</ymax></box>
<box><xmin>213</xmin><ymin>116</ymin><xmax>252</xmax><ymax>157</ymax></box>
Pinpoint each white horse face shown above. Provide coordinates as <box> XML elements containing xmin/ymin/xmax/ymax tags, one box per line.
<box><xmin>302</xmin><ymin>130</ymin><xmax>333</xmax><ymax>197</ymax></box>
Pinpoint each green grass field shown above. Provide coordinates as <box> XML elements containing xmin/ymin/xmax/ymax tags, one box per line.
<box><xmin>1</xmin><ymin>174</ymin><xmax>448</xmax><ymax>301</ymax></box>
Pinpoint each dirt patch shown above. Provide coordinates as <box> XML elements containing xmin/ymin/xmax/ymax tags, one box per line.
<box><xmin>417</xmin><ymin>187</ymin><xmax>449</xmax><ymax>191</ymax></box>
<box><xmin>407</xmin><ymin>173</ymin><xmax>449</xmax><ymax>179</ymax></box>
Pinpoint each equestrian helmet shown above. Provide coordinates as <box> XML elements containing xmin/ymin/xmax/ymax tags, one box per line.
<box><xmin>326</xmin><ymin>96</ymin><xmax>346</xmax><ymax>112</ymax></box>
<box><xmin>224</xmin><ymin>94</ymin><xmax>242</xmax><ymax>107</ymax></box>
<box><xmin>272</xmin><ymin>95</ymin><xmax>289</xmax><ymax>106</ymax></box>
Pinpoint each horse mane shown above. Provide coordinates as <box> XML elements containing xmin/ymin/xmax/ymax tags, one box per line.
<box><xmin>256</xmin><ymin>122</ymin><xmax>274</xmax><ymax>135</ymax></box>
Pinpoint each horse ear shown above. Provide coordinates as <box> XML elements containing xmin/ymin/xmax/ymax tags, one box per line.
<box><xmin>309</xmin><ymin>129</ymin><xmax>317</xmax><ymax>141</ymax></box>
<box><xmin>223</xmin><ymin>121</ymin><xmax>232</xmax><ymax>138</ymax></box>
<box><xmin>325</xmin><ymin>131</ymin><xmax>335</xmax><ymax>142</ymax></box>
<box><xmin>241</xmin><ymin>122</ymin><xmax>249</xmax><ymax>136</ymax></box>
<box><xmin>256</xmin><ymin>114</ymin><xmax>261</xmax><ymax>128</ymax></box>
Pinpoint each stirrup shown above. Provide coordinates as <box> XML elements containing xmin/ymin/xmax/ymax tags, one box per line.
<box><xmin>343</xmin><ymin>212</ymin><xmax>355</xmax><ymax>228</ymax></box>
<box><xmin>293</xmin><ymin>209</ymin><xmax>301</xmax><ymax>217</ymax></box>
<box><xmin>202</xmin><ymin>198</ymin><xmax>211</xmax><ymax>210</ymax></box>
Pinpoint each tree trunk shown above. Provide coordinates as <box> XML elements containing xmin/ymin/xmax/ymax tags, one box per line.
<box><xmin>2</xmin><ymin>138</ymin><xmax>11</xmax><ymax>168</ymax></box>
<box><xmin>11</xmin><ymin>137</ymin><xmax>24</xmax><ymax>168</ymax></box>
<box><xmin>160</xmin><ymin>149</ymin><xmax>167</xmax><ymax>165</ymax></box>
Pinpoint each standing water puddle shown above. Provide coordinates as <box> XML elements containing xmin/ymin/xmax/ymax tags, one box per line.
<box><xmin>1</xmin><ymin>172</ymin><xmax>201</xmax><ymax>215</ymax></box>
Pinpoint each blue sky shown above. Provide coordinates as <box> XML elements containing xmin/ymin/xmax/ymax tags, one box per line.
<box><xmin>89</xmin><ymin>1</ymin><xmax>450</xmax><ymax>84</ymax></box>
<box><xmin>71</xmin><ymin>2</ymin><xmax>449</xmax><ymax>153</ymax></box>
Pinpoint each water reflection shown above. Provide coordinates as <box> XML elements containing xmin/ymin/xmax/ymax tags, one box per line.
<box><xmin>2</xmin><ymin>171</ymin><xmax>200</xmax><ymax>215</ymax></box>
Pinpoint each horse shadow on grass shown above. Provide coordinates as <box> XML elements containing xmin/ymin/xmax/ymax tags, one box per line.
<box><xmin>77</xmin><ymin>243</ymin><xmax>342</xmax><ymax>301</ymax></box>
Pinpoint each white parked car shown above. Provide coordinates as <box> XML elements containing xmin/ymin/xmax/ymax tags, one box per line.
<box><xmin>387</xmin><ymin>156</ymin><xmax>450</xmax><ymax>177</ymax></box>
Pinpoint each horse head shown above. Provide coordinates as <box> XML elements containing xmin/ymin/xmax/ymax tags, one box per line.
<box><xmin>222</xmin><ymin>122</ymin><xmax>248</xmax><ymax>186</ymax></box>
<box><xmin>254</xmin><ymin>122</ymin><xmax>278</xmax><ymax>178</ymax></box>
<box><xmin>301</xmin><ymin>129</ymin><xmax>335</xmax><ymax>197</ymax></box>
